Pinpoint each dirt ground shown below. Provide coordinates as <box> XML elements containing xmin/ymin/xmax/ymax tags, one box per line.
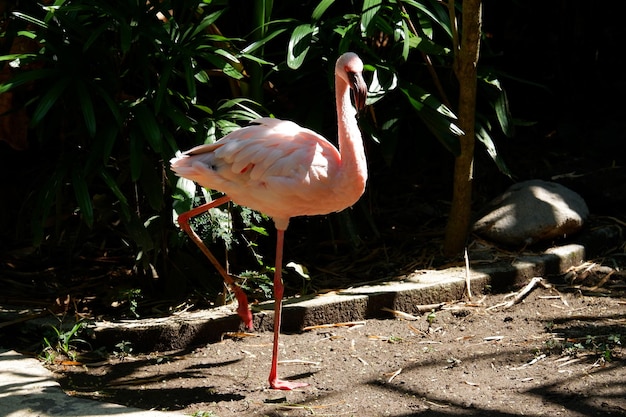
<box><xmin>4</xmin><ymin>133</ymin><xmax>626</xmax><ymax>416</ymax></box>
<box><xmin>5</xmin><ymin>95</ymin><xmax>626</xmax><ymax>417</ymax></box>
<box><xmin>4</xmin><ymin>161</ymin><xmax>626</xmax><ymax>416</ymax></box>
<box><xmin>47</xmin><ymin>282</ymin><xmax>625</xmax><ymax>417</ymax></box>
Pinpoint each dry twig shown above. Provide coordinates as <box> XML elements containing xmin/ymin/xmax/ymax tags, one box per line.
<box><xmin>510</xmin><ymin>354</ymin><xmax>546</xmax><ymax>370</ymax></box>
<box><xmin>416</xmin><ymin>302</ymin><xmax>447</xmax><ymax>312</ymax></box>
<box><xmin>303</xmin><ymin>321</ymin><xmax>366</xmax><ymax>331</ymax></box>
<box><xmin>464</xmin><ymin>247</ymin><xmax>473</xmax><ymax>300</ymax></box>
<box><xmin>222</xmin><ymin>331</ymin><xmax>257</xmax><ymax>340</ymax></box>
<box><xmin>488</xmin><ymin>277</ymin><xmax>549</xmax><ymax>311</ymax></box>
<box><xmin>381</xmin><ymin>307</ymin><xmax>419</xmax><ymax>320</ymax></box>
<box><xmin>386</xmin><ymin>368</ymin><xmax>402</xmax><ymax>383</ymax></box>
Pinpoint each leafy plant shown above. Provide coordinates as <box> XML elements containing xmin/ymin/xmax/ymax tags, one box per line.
<box><xmin>191</xmin><ymin>411</ymin><xmax>218</xmax><ymax>417</ymax></box>
<box><xmin>1</xmin><ymin>1</ymin><xmax>272</xmax><ymax>284</ymax></box>
<box><xmin>543</xmin><ymin>332</ymin><xmax>622</xmax><ymax>362</ymax></box>
<box><xmin>2</xmin><ymin>1</ymin><xmax>516</xmax><ymax>308</ymax></box>
<box><xmin>113</xmin><ymin>340</ymin><xmax>133</xmax><ymax>360</ymax></box>
<box><xmin>116</xmin><ymin>288</ymin><xmax>143</xmax><ymax>318</ymax></box>
<box><xmin>40</xmin><ymin>319</ymin><xmax>91</xmax><ymax>363</ymax></box>
<box><xmin>249</xmin><ymin>0</ymin><xmax>514</xmax><ymax>256</ymax></box>
<box><xmin>262</xmin><ymin>0</ymin><xmax>511</xmax><ymax>170</ymax></box>
<box><xmin>585</xmin><ymin>333</ymin><xmax>621</xmax><ymax>362</ymax></box>
<box><xmin>238</xmin><ymin>270</ymin><xmax>273</xmax><ymax>299</ymax></box>
<box><xmin>426</xmin><ymin>309</ymin><xmax>437</xmax><ymax>326</ymax></box>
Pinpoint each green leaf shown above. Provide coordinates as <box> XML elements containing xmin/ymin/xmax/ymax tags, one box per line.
<box><xmin>185</xmin><ymin>9</ymin><xmax>224</xmax><ymax>41</ymax></box>
<box><xmin>494</xmin><ymin>89</ymin><xmax>513</xmax><ymax>137</ymax></box>
<box><xmin>98</xmin><ymin>125</ymin><xmax>118</xmax><ymax>165</ymax></box>
<box><xmin>140</xmin><ymin>156</ymin><xmax>163</xmax><ymax>210</ymax></box>
<box><xmin>0</xmin><ymin>69</ymin><xmax>58</xmax><ymax>94</ymax></box>
<box><xmin>161</xmin><ymin>129</ymin><xmax>180</xmax><ymax>156</ymax></box>
<box><xmin>399</xmin><ymin>85</ymin><xmax>424</xmax><ymax>112</ymax></box>
<box><xmin>83</xmin><ymin>22</ymin><xmax>109</xmax><ymax>52</ymax></box>
<box><xmin>100</xmin><ymin>169</ymin><xmax>130</xmax><ymax>220</ymax></box>
<box><xmin>182</xmin><ymin>58</ymin><xmax>197</xmax><ymax>99</ymax></box>
<box><xmin>42</xmin><ymin>0</ymin><xmax>66</xmax><ymax>24</ymax></box>
<box><xmin>367</xmin><ymin>67</ymin><xmax>398</xmax><ymax>105</ymax></box>
<box><xmin>402</xmin><ymin>0</ymin><xmax>452</xmax><ymax>39</ymax></box>
<box><xmin>32</xmin><ymin>165</ymin><xmax>67</xmax><ymax>245</ymax></box>
<box><xmin>361</xmin><ymin>0</ymin><xmax>382</xmax><ymax>35</ymax></box>
<box><xmin>193</xmin><ymin>104</ymin><xmax>214</xmax><ymax>115</ymax></box>
<box><xmin>248</xmin><ymin>225</ymin><xmax>269</xmax><ymax>236</ymax></box>
<box><xmin>286</xmin><ymin>262</ymin><xmax>310</xmax><ymax>279</ymax></box>
<box><xmin>222</xmin><ymin>62</ymin><xmax>244</xmax><ymax>80</ymax></box>
<box><xmin>194</xmin><ymin>69</ymin><xmax>210</xmax><ymax>84</ymax></box>
<box><xmin>0</xmin><ymin>53</ymin><xmax>37</xmax><ymax>62</ymax></box>
<box><xmin>337</xmin><ymin>21</ymin><xmax>359</xmax><ymax>52</ymax></box>
<box><xmin>171</xmin><ymin>176</ymin><xmax>196</xmax><ymax>218</ymax></box>
<box><xmin>72</xmin><ymin>167</ymin><xmax>94</xmax><ymax>227</ymax></box>
<box><xmin>133</xmin><ymin>103</ymin><xmax>162</xmax><ymax>153</ymax></box>
<box><xmin>154</xmin><ymin>60</ymin><xmax>174</xmax><ymax>113</ymax></box>
<box><xmin>75</xmin><ymin>81</ymin><xmax>96</xmax><ymax>137</ymax></box>
<box><xmin>400</xmin><ymin>20</ymin><xmax>410</xmax><ymax>61</ymax></box>
<box><xmin>401</xmin><ymin>83</ymin><xmax>462</xmax><ymax>154</ymax></box>
<box><xmin>241</xmin><ymin>25</ymin><xmax>290</xmax><ymax>55</ymax></box>
<box><xmin>216</xmin><ymin>98</ymin><xmax>266</xmax><ymax>121</ymax></box>
<box><xmin>417</xmin><ymin>106</ymin><xmax>462</xmax><ymax>155</ymax></box>
<box><xmin>400</xmin><ymin>82</ymin><xmax>457</xmax><ymax>119</ymax></box>
<box><xmin>130</xmin><ymin>133</ymin><xmax>142</xmax><ymax>182</ymax></box>
<box><xmin>85</xmin><ymin>128</ymin><xmax>113</xmax><ymax>176</ymax></box>
<box><xmin>16</xmin><ymin>30</ymin><xmax>37</xmax><ymax>40</ymax></box>
<box><xmin>163</xmin><ymin>105</ymin><xmax>194</xmax><ymax>132</ymax></box>
<box><xmin>175</xmin><ymin>176</ymin><xmax>196</xmax><ymax>201</ymax></box>
<box><xmin>92</xmin><ymin>84</ymin><xmax>122</xmax><ymax>126</ymax></box>
<box><xmin>287</xmin><ymin>24</ymin><xmax>316</xmax><ymax>69</ymax></box>
<box><xmin>238</xmin><ymin>52</ymin><xmax>274</xmax><ymax>66</ymax></box>
<box><xmin>124</xmin><ymin>212</ymin><xmax>154</xmax><ymax>252</ymax></box>
<box><xmin>12</xmin><ymin>11</ymin><xmax>47</xmax><ymax>29</ymax></box>
<box><xmin>476</xmin><ymin>122</ymin><xmax>511</xmax><ymax>176</ymax></box>
<box><xmin>312</xmin><ymin>0</ymin><xmax>335</xmax><ymax>21</ymax></box>
<box><xmin>408</xmin><ymin>35</ymin><xmax>450</xmax><ymax>55</ymax></box>
<box><xmin>120</xmin><ymin>21</ymin><xmax>132</xmax><ymax>54</ymax></box>
<box><xmin>213</xmin><ymin>48</ymin><xmax>240</xmax><ymax>65</ymax></box>
<box><xmin>30</xmin><ymin>77</ymin><xmax>71</xmax><ymax>127</ymax></box>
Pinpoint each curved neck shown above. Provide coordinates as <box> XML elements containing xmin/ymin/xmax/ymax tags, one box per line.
<box><xmin>335</xmin><ymin>75</ymin><xmax>367</xmax><ymax>191</ymax></box>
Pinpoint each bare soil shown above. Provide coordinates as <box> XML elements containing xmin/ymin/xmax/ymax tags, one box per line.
<box><xmin>5</xmin><ymin>102</ymin><xmax>626</xmax><ymax>417</ymax></box>
<box><xmin>48</xmin><ymin>284</ymin><xmax>626</xmax><ymax>417</ymax></box>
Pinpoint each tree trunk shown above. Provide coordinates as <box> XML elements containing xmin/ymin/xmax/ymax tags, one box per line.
<box><xmin>443</xmin><ymin>0</ymin><xmax>482</xmax><ymax>257</ymax></box>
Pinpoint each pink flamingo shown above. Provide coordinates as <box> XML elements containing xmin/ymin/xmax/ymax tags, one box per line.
<box><xmin>170</xmin><ymin>52</ymin><xmax>367</xmax><ymax>390</ymax></box>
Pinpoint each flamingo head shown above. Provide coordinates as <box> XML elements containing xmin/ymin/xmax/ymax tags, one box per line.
<box><xmin>336</xmin><ymin>52</ymin><xmax>367</xmax><ymax>111</ymax></box>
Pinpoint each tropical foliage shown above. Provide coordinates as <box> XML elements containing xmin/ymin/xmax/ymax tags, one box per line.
<box><xmin>0</xmin><ymin>0</ymin><xmax>511</xmax><ymax>306</ymax></box>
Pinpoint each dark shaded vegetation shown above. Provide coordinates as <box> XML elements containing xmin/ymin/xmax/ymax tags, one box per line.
<box><xmin>1</xmin><ymin>0</ymin><xmax>625</xmax><ymax>321</ymax></box>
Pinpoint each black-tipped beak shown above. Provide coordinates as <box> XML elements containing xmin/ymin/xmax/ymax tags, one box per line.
<box><xmin>348</xmin><ymin>71</ymin><xmax>367</xmax><ymax>111</ymax></box>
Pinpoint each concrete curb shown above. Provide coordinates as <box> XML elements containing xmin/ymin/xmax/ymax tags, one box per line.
<box><xmin>92</xmin><ymin>242</ymin><xmax>591</xmax><ymax>353</ymax></box>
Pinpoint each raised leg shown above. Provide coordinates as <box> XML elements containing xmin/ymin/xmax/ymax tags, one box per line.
<box><xmin>268</xmin><ymin>229</ymin><xmax>309</xmax><ymax>390</ymax></box>
<box><xmin>177</xmin><ymin>195</ymin><xmax>253</xmax><ymax>330</ymax></box>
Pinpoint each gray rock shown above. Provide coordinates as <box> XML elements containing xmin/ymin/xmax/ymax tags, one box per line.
<box><xmin>473</xmin><ymin>180</ymin><xmax>589</xmax><ymax>246</ymax></box>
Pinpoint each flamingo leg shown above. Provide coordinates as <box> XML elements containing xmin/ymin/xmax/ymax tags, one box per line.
<box><xmin>268</xmin><ymin>229</ymin><xmax>309</xmax><ymax>390</ymax></box>
<box><xmin>177</xmin><ymin>195</ymin><xmax>253</xmax><ymax>330</ymax></box>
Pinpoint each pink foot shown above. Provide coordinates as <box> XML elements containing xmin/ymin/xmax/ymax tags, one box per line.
<box><xmin>269</xmin><ymin>378</ymin><xmax>309</xmax><ymax>390</ymax></box>
<box><xmin>234</xmin><ymin>287</ymin><xmax>254</xmax><ymax>330</ymax></box>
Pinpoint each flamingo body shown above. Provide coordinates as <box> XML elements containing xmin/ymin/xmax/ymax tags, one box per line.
<box><xmin>172</xmin><ymin>117</ymin><xmax>365</xmax><ymax>230</ymax></box>
<box><xmin>170</xmin><ymin>52</ymin><xmax>367</xmax><ymax>390</ymax></box>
